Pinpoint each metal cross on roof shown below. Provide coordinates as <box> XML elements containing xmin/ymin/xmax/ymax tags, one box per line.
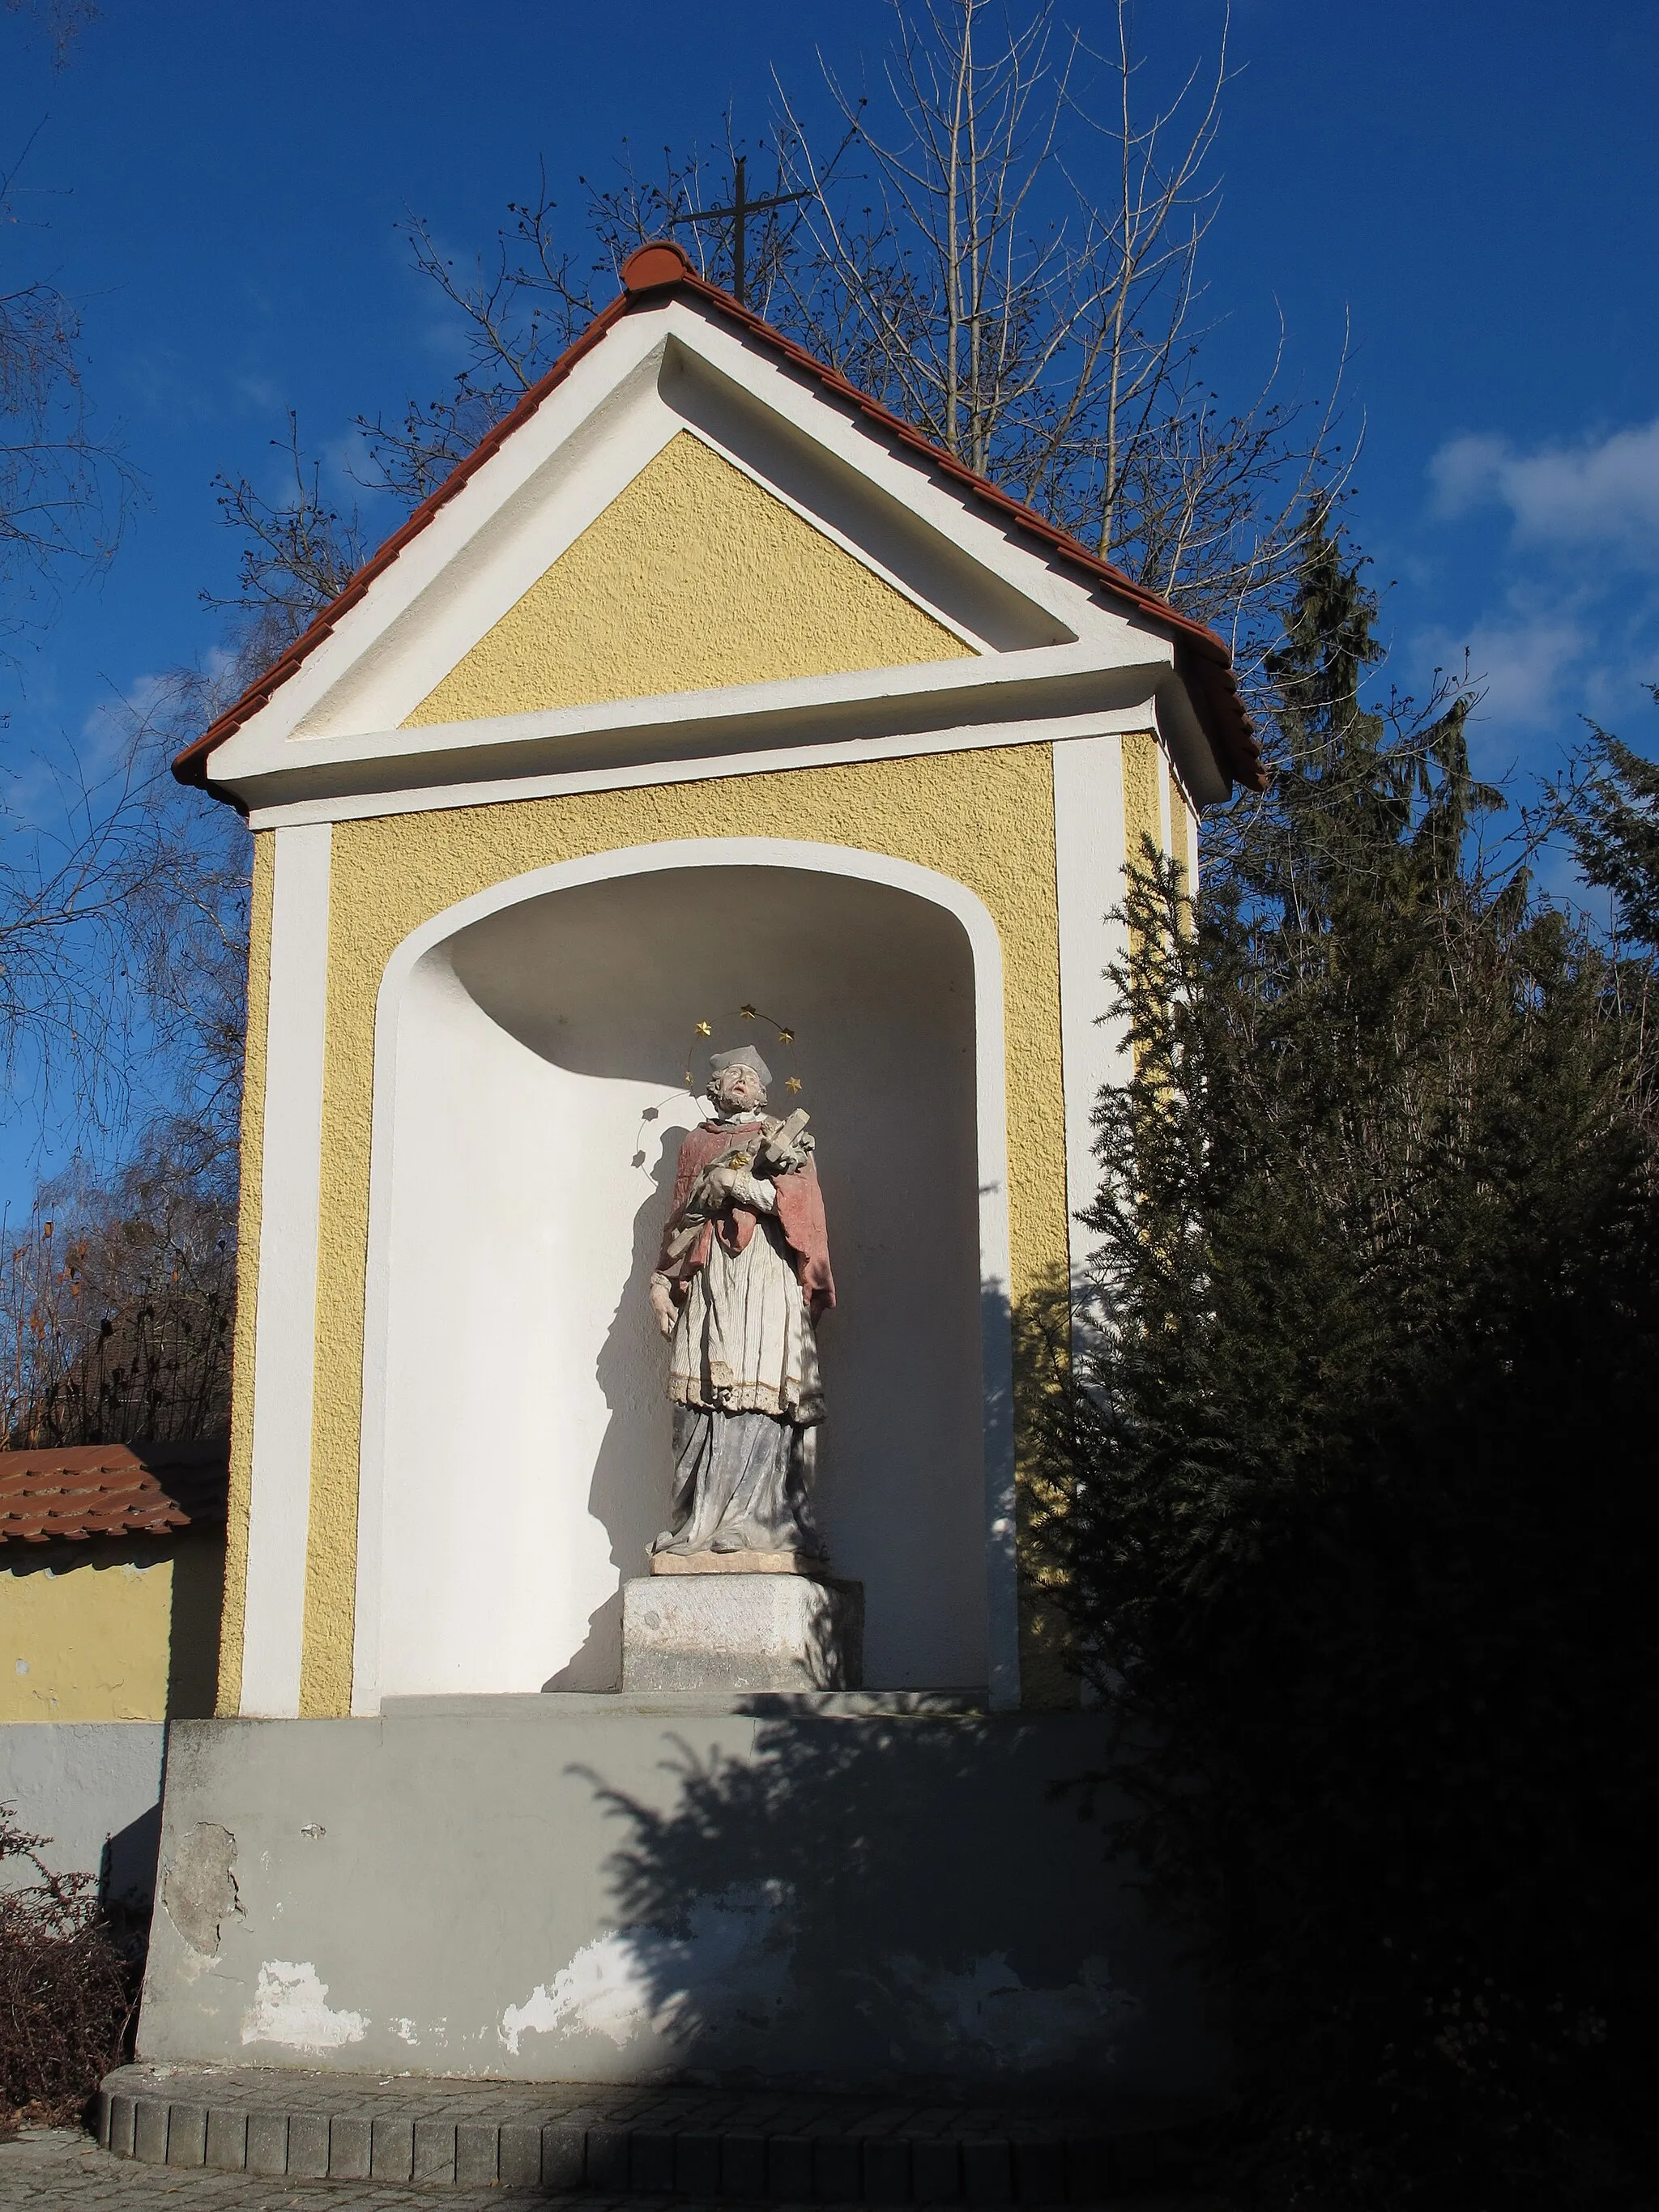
<box><xmin>667</xmin><ymin>156</ymin><xmax>812</xmax><ymax>307</ymax></box>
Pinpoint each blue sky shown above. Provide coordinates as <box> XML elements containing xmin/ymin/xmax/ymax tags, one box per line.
<box><xmin>2</xmin><ymin>0</ymin><xmax>1657</xmax><ymax>1197</ymax></box>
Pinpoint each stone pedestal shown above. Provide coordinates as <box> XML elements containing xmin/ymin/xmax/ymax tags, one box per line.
<box><xmin>621</xmin><ymin>1571</ymin><xmax>864</xmax><ymax>1693</ymax></box>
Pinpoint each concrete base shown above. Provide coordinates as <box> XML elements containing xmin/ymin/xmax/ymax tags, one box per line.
<box><xmin>621</xmin><ymin>1572</ymin><xmax>863</xmax><ymax>1692</ymax></box>
<box><xmin>135</xmin><ymin>1701</ymin><xmax>1226</xmax><ymax>2097</ymax></box>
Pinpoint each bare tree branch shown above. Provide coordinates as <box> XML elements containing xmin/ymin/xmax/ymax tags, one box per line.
<box><xmin>1</xmin><ymin>118</ymin><xmax>138</xmax><ymax>670</ymax></box>
<box><xmin>4</xmin><ymin>0</ymin><xmax>99</xmax><ymax>70</ymax></box>
<box><xmin>0</xmin><ymin>657</ymin><xmax>249</xmax><ymax>1161</ymax></box>
<box><xmin>203</xmin><ymin>410</ymin><xmax>369</xmax><ymax>667</ymax></box>
<box><xmin>355</xmin><ymin>165</ymin><xmax>608</xmax><ymax>505</ymax></box>
<box><xmin>770</xmin><ymin>0</ymin><xmax>1350</xmax><ymax>708</ymax></box>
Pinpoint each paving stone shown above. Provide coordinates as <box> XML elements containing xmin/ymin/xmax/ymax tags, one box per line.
<box><xmin>629</xmin><ymin>2131</ymin><xmax>676</xmax><ymax>2193</ymax></box>
<box><xmin>412</xmin><ymin>2117</ymin><xmax>457</xmax><ymax>2184</ymax></box>
<box><xmin>766</xmin><ymin>2133</ymin><xmax>814</xmax><ymax>2201</ymax></box>
<box><xmin>329</xmin><ymin>2114</ymin><xmax>373</xmax><ymax>2179</ymax></box>
<box><xmin>1013</xmin><ymin>2140</ymin><xmax>1064</xmax><ymax>2204</ymax></box>
<box><xmin>83</xmin><ymin>2059</ymin><xmax>1204</xmax><ymax>2206</ymax></box>
<box><xmin>586</xmin><ymin>2123</ymin><xmax>630</xmax><ymax>2192</ymax></box>
<box><xmin>166</xmin><ymin>2104</ymin><xmax>207</xmax><ymax>2168</ymax></box>
<box><xmin>813</xmin><ymin>2135</ymin><xmax>862</xmax><ymax>2202</ymax></box>
<box><xmin>244</xmin><ymin>2111</ymin><xmax>288</xmax><ymax>2180</ymax></box>
<box><xmin>674</xmin><ymin>2130</ymin><xmax>722</xmax><ymax>2195</ymax></box>
<box><xmin>203</xmin><ymin>2108</ymin><xmax>247</xmax><ymax>2172</ymax></box>
<box><xmin>105</xmin><ymin>2095</ymin><xmax>135</xmax><ymax>2159</ymax></box>
<box><xmin>499</xmin><ymin>2121</ymin><xmax>543</xmax><ymax>2188</ymax></box>
<box><xmin>540</xmin><ymin>2118</ymin><xmax>585</xmax><ymax>2189</ymax></box>
<box><xmin>721</xmin><ymin>2130</ymin><xmax>768</xmax><ymax>2199</ymax></box>
<box><xmin>131</xmin><ymin>2101</ymin><xmax>168</xmax><ymax>2166</ymax></box>
<box><xmin>371</xmin><ymin>2114</ymin><xmax>413</xmax><ymax>2183</ymax></box>
<box><xmin>864</xmin><ymin>2137</ymin><xmax>912</xmax><ymax>2203</ymax></box>
<box><xmin>285</xmin><ymin>2111</ymin><xmax>329</xmax><ymax>2180</ymax></box>
<box><xmin>963</xmin><ymin>2138</ymin><xmax>1014</xmax><ymax>2204</ymax></box>
<box><xmin>455</xmin><ymin>2121</ymin><xmax>499</xmax><ymax>2186</ymax></box>
<box><xmin>912</xmin><ymin>2137</ymin><xmax>962</xmax><ymax>2201</ymax></box>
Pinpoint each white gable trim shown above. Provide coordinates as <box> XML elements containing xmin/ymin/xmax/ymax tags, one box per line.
<box><xmin>203</xmin><ymin>289</ymin><xmax>1201</xmax><ymax>808</ymax></box>
<box><xmin>212</xmin><ymin>641</ymin><xmax>1219</xmax><ymax>815</ymax></box>
<box><xmin>246</xmin><ymin>693</ymin><xmax>1192</xmax><ymax>831</ymax></box>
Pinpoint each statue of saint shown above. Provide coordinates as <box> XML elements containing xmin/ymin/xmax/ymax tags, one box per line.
<box><xmin>648</xmin><ymin>1044</ymin><xmax>834</xmax><ymax>1561</ymax></box>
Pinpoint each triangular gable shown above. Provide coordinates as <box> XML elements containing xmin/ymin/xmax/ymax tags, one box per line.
<box><xmin>175</xmin><ymin>241</ymin><xmax>1262</xmax><ymax>810</ymax></box>
<box><xmin>405</xmin><ymin>431</ymin><xmax>970</xmax><ymax>728</ymax></box>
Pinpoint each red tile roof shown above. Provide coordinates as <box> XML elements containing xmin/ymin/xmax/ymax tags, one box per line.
<box><xmin>0</xmin><ymin>1440</ymin><xmax>228</xmax><ymax>1547</ymax></box>
<box><xmin>173</xmin><ymin>241</ymin><xmax>1264</xmax><ymax>800</ymax></box>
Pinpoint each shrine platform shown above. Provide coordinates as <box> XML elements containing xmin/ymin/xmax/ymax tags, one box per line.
<box><xmin>134</xmin><ymin>1697</ymin><xmax>1222</xmax><ymax>2101</ymax></box>
<box><xmin>97</xmin><ymin>2059</ymin><xmax>1208</xmax><ymax>2199</ymax></box>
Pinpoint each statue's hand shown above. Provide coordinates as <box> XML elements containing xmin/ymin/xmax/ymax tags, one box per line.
<box><xmin>703</xmin><ymin>1163</ymin><xmax>743</xmax><ymax>1205</ymax></box>
<box><xmin>649</xmin><ymin>1276</ymin><xmax>677</xmax><ymax>1338</ymax></box>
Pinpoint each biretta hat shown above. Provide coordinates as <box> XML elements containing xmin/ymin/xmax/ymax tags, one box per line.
<box><xmin>710</xmin><ymin>1043</ymin><xmax>773</xmax><ymax>1086</ymax></box>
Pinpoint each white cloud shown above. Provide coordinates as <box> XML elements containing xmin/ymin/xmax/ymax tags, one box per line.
<box><xmin>1429</xmin><ymin>419</ymin><xmax>1659</xmax><ymax>556</ymax></box>
<box><xmin>234</xmin><ymin>373</ymin><xmax>284</xmax><ymax>414</ymax></box>
<box><xmin>1414</xmin><ymin>600</ymin><xmax>1593</xmax><ymax>734</ymax></box>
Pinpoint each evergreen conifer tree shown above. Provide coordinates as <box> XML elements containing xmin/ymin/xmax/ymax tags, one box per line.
<box><xmin>1055</xmin><ymin>515</ymin><xmax>1659</xmax><ymax>2209</ymax></box>
<box><xmin>1561</xmin><ymin>686</ymin><xmax>1659</xmax><ymax>949</ymax></box>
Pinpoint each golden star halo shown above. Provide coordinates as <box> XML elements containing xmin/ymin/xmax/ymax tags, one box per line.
<box><xmin>684</xmin><ymin>1006</ymin><xmax>805</xmax><ymax>1098</ymax></box>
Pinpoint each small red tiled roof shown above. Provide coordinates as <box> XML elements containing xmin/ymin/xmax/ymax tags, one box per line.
<box><xmin>0</xmin><ymin>1440</ymin><xmax>228</xmax><ymax>1546</ymax></box>
<box><xmin>173</xmin><ymin>241</ymin><xmax>1264</xmax><ymax>799</ymax></box>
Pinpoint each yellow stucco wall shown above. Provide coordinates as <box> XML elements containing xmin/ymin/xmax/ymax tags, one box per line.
<box><xmin>290</xmin><ymin>744</ymin><xmax>1068</xmax><ymax>1715</ymax></box>
<box><xmin>214</xmin><ymin>830</ymin><xmax>274</xmax><ymax>1715</ymax></box>
<box><xmin>404</xmin><ymin>431</ymin><xmax>972</xmax><ymax>728</ymax></box>
<box><xmin>1123</xmin><ymin>728</ymin><xmax>1163</xmax><ymax>867</ymax></box>
<box><xmin>2</xmin><ymin>1536</ymin><xmax>224</xmax><ymax>1721</ymax></box>
<box><xmin>1166</xmin><ymin>761</ymin><xmax>1196</xmax><ymax>903</ymax></box>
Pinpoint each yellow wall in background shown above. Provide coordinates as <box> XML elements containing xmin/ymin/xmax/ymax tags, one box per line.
<box><xmin>2</xmin><ymin>1537</ymin><xmax>224</xmax><ymax>1721</ymax></box>
<box><xmin>405</xmin><ymin>432</ymin><xmax>973</xmax><ymax>727</ymax></box>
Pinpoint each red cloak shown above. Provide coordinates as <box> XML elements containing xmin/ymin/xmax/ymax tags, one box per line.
<box><xmin>657</xmin><ymin>1119</ymin><xmax>835</xmax><ymax>1320</ymax></box>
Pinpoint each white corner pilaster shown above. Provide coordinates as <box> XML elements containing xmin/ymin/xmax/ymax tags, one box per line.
<box><xmin>1052</xmin><ymin>735</ymin><xmax>1131</xmax><ymax>1311</ymax></box>
<box><xmin>239</xmin><ymin>821</ymin><xmax>332</xmax><ymax>1716</ymax></box>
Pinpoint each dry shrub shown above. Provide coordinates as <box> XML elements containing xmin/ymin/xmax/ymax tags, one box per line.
<box><xmin>0</xmin><ymin>1806</ymin><xmax>137</xmax><ymax>2131</ymax></box>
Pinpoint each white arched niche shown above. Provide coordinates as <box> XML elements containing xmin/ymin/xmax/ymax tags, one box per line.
<box><xmin>352</xmin><ymin>839</ymin><xmax>1016</xmax><ymax>1711</ymax></box>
